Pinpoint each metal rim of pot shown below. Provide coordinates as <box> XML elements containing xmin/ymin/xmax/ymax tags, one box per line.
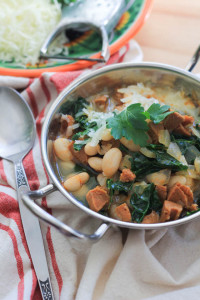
<box><xmin>22</xmin><ymin>46</ymin><xmax>200</xmax><ymax>241</ymax></box>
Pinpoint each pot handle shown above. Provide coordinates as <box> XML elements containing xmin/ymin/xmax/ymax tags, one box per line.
<box><xmin>185</xmin><ymin>45</ymin><xmax>200</xmax><ymax>72</ymax></box>
<box><xmin>22</xmin><ymin>184</ymin><xmax>110</xmax><ymax>241</ymax></box>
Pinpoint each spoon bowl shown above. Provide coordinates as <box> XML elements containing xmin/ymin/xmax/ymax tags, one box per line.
<box><xmin>0</xmin><ymin>86</ymin><xmax>54</xmax><ymax>299</ymax></box>
<box><xmin>0</xmin><ymin>87</ymin><xmax>35</xmax><ymax>160</ymax></box>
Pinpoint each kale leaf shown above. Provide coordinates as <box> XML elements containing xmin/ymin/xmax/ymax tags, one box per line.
<box><xmin>130</xmin><ymin>150</ymin><xmax>188</xmax><ymax>178</ymax></box>
<box><xmin>106</xmin><ymin>179</ymin><xmax>134</xmax><ymax>206</ymax></box>
<box><xmin>155</xmin><ymin>150</ymin><xmax>188</xmax><ymax>171</ymax></box>
<box><xmin>59</xmin><ymin>97</ymin><xmax>88</xmax><ymax>116</ymax></box>
<box><xmin>186</xmin><ymin>208</ymin><xmax>200</xmax><ymax>216</ymax></box>
<box><xmin>106</xmin><ymin>179</ymin><xmax>133</xmax><ymax>194</ymax></box>
<box><xmin>130</xmin><ymin>183</ymin><xmax>162</xmax><ymax>223</ymax></box>
<box><xmin>171</xmin><ymin>135</ymin><xmax>200</xmax><ymax>164</ymax></box>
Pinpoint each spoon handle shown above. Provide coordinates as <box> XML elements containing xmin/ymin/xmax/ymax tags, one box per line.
<box><xmin>14</xmin><ymin>160</ymin><xmax>54</xmax><ymax>300</ymax></box>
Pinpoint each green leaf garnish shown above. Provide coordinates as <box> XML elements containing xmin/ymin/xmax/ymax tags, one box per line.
<box><xmin>106</xmin><ymin>103</ymin><xmax>174</xmax><ymax>147</ymax></box>
<box><xmin>106</xmin><ymin>103</ymin><xmax>149</xmax><ymax>147</ymax></box>
<box><xmin>146</xmin><ymin>103</ymin><xmax>173</xmax><ymax>124</ymax></box>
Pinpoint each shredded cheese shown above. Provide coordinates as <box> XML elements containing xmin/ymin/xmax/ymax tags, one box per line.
<box><xmin>0</xmin><ymin>0</ymin><xmax>61</xmax><ymax>65</ymax></box>
<box><xmin>118</xmin><ymin>83</ymin><xmax>159</xmax><ymax>110</ymax></box>
<box><xmin>82</xmin><ymin>108</ymin><xmax>115</xmax><ymax>146</ymax></box>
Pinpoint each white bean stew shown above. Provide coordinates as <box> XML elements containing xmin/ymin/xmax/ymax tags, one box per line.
<box><xmin>51</xmin><ymin>83</ymin><xmax>200</xmax><ymax>223</ymax></box>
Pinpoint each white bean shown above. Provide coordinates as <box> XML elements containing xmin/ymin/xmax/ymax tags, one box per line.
<box><xmin>120</xmin><ymin>137</ymin><xmax>140</xmax><ymax>152</ymax></box>
<box><xmin>53</xmin><ymin>138</ymin><xmax>72</xmax><ymax>161</ymax></box>
<box><xmin>78</xmin><ymin>172</ymin><xmax>90</xmax><ymax>184</ymax></box>
<box><xmin>64</xmin><ymin>172</ymin><xmax>89</xmax><ymax>192</ymax></box>
<box><xmin>102</xmin><ymin>148</ymin><xmax>122</xmax><ymax>177</ymax></box>
<box><xmin>88</xmin><ymin>157</ymin><xmax>103</xmax><ymax>172</ymax></box>
<box><xmin>101</xmin><ymin>129</ymin><xmax>113</xmax><ymax>141</ymax></box>
<box><xmin>84</xmin><ymin>142</ymin><xmax>100</xmax><ymax>156</ymax></box>
<box><xmin>97</xmin><ymin>173</ymin><xmax>107</xmax><ymax>187</ymax></box>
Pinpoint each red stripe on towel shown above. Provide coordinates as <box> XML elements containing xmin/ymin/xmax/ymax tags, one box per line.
<box><xmin>27</xmin><ymin>87</ymin><xmax>38</xmax><ymax>118</ymax></box>
<box><xmin>0</xmin><ymin>223</ymin><xmax>24</xmax><ymax>300</ymax></box>
<box><xmin>50</xmin><ymin>70</ymin><xmax>83</xmax><ymax>94</ymax></box>
<box><xmin>40</xmin><ymin>76</ymin><xmax>51</xmax><ymax>103</ymax></box>
<box><xmin>23</xmin><ymin>151</ymin><xmax>40</xmax><ymax>191</ymax></box>
<box><xmin>0</xmin><ymin>192</ymin><xmax>37</xmax><ymax>298</ymax></box>
<box><xmin>46</xmin><ymin>227</ymin><xmax>63</xmax><ymax>295</ymax></box>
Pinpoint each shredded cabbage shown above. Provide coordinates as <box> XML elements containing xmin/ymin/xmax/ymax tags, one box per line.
<box><xmin>0</xmin><ymin>0</ymin><xmax>61</xmax><ymax>65</ymax></box>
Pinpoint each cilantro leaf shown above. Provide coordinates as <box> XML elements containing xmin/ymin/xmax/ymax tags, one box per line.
<box><xmin>106</xmin><ymin>103</ymin><xmax>149</xmax><ymax>147</ymax></box>
<box><xmin>146</xmin><ymin>103</ymin><xmax>173</xmax><ymax>124</ymax></box>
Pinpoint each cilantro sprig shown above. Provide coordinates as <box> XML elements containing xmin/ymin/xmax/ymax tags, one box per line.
<box><xmin>106</xmin><ymin>103</ymin><xmax>173</xmax><ymax>147</ymax></box>
<box><xmin>146</xmin><ymin>103</ymin><xmax>173</xmax><ymax>124</ymax></box>
<box><xmin>106</xmin><ymin>104</ymin><xmax>149</xmax><ymax>147</ymax></box>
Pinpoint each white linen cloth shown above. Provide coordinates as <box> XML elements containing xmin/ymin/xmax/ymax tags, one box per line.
<box><xmin>0</xmin><ymin>40</ymin><xmax>200</xmax><ymax>300</ymax></box>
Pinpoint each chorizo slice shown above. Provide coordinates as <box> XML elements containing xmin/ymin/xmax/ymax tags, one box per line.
<box><xmin>168</xmin><ymin>182</ymin><xmax>194</xmax><ymax>209</ymax></box>
<box><xmin>182</xmin><ymin>115</ymin><xmax>194</xmax><ymax>126</ymax></box>
<box><xmin>167</xmin><ymin>183</ymin><xmax>188</xmax><ymax>207</ymax></box>
<box><xmin>69</xmin><ymin>141</ymin><xmax>88</xmax><ymax>164</ymax></box>
<box><xmin>163</xmin><ymin>112</ymin><xmax>185</xmax><ymax>132</ymax></box>
<box><xmin>94</xmin><ymin>95</ymin><xmax>108</xmax><ymax>105</ymax></box>
<box><xmin>176</xmin><ymin>183</ymin><xmax>193</xmax><ymax>206</ymax></box>
<box><xmin>148</xmin><ymin>122</ymin><xmax>164</xmax><ymax>144</ymax></box>
<box><xmin>155</xmin><ymin>185</ymin><xmax>167</xmax><ymax>202</ymax></box>
<box><xmin>173</xmin><ymin>124</ymin><xmax>191</xmax><ymax>137</ymax></box>
<box><xmin>86</xmin><ymin>186</ymin><xmax>110</xmax><ymax>212</ymax></box>
<box><xmin>114</xmin><ymin>203</ymin><xmax>131</xmax><ymax>222</ymax></box>
<box><xmin>120</xmin><ymin>169</ymin><xmax>136</xmax><ymax>182</ymax></box>
<box><xmin>142</xmin><ymin>211</ymin><xmax>159</xmax><ymax>224</ymax></box>
<box><xmin>160</xmin><ymin>200</ymin><xmax>183</xmax><ymax>222</ymax></box>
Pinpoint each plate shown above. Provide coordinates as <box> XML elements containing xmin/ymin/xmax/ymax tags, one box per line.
<box><xmin>0</xmin><ymin>0</ymin><xmax>153</xmax><ymax>77</ymax></box>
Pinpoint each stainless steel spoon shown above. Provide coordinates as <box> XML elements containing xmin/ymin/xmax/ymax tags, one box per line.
<box><xmin>0</xmin><ymin>87</ymin><xmax>54</xmax><ymax>300</ymax></box>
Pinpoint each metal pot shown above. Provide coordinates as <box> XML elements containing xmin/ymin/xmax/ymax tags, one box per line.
<box><xmin>22</xmin><ymin>47</ymin><xmax>200</xmax><ymax>240</ymax></box>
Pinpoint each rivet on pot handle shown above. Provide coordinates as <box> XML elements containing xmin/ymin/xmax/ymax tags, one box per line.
<box><xmin>185</xmin><ymin>45</ymin><xmax>200</xmax><ymax>72</ymax></box>
<box><xmin>22</xmin><ymin>184</ymin><xmax>111</xmax><ymax>241</ymax></box>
